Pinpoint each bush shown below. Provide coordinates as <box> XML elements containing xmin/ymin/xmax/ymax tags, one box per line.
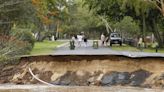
<box><xmin>0</xmin><ymin>36</ymin><xmax>31</xmax><ymax>64</ymax></box>
<box><xmin>11</xmin><ymin>29</ymin><xmax>35</xmax><ymax>49</ymax></box>
<box><xmin>0</xmin><ymin>55</ymin><xmax>19</xmax><ymax>65</ymax></box>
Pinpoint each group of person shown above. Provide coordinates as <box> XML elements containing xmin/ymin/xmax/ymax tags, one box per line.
<box><xmin>100</xmin><ymin>33</ymin><xmax>109</xmax><ymax>46</ymax></box>
<box><xmin>71</xmin><ymin>33</ymin><xmax>110</xmax><ymax>47</ymax></box>
<box><xmin>71</xmin><ymin>33</ymin><xmax>88</xmax><ymax>47</ymax></box>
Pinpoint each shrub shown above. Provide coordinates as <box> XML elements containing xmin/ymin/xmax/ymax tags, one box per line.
<box><xmin>0</xmin><ymin>36</ymin><xmax>31</xmax><ymax>64</ymax></box>
<box><xmin>11</xmin><ymin>29</ymin><xmax>35</xmax><ymax>49</ymax></box>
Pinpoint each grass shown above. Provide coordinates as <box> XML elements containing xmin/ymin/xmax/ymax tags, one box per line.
<box><xmin>30</xmin><ymin>41</ymin><xmax>64</xmax><ymax>55</ymax></box>
<box><xmin>110</xmin><ymin>44</ymin><xmax>139</xmax><ymax>52</ymax></box>
<box><xmin>110</xmin><ymin>44</ymin><xmax>164</xmax><ymax>53</ymax></box>
<box><xmin>143</xmin><ymin>48</ymin><xmax>164</xmax><ymax>53</ymax></box>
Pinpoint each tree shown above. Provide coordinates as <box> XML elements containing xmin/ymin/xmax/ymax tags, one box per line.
<box><xmin>123</xmin><ymin>0</ymin><xmax>163</xmax><ymax>46</ymax></box>
<box><xmin>0</xmin><ymin>0</ymin><xmax>34</xmax><ymax>35</ymax></box>
<box><xmin>31</xmin><ymin>0</ymin><xmax>70</xmax><ymax>41</ymax></box>
<box><xmin>60</xmin><ymin>0</ymin><xmax>104</xmax><ymax>38</ymax></box>
<box><xmin>146</xmin><ymin>0</ymin><xmax>164</xmax><ymax>16</ymax></box>
<box><xmin>114</xmin><ymin>16</ymin><xmax>140</xmax><ymax>38</ymax></box>
<box><xmin>83</xmin><ymin>0</ymin><xmax>164</xmax><ymax>47</ymax></box>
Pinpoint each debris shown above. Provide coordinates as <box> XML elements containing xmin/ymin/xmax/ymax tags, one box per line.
<box><xmin>101</xmin><ymin>72</ymin><xmax>118</xmax><ymax>86</ymax></box>
<box><xmin>116</xmin><ymin>72</ymin><xmax>130</xmax><ymax>85</ymax></box>
<box><xmin>52</xmin><ymin>71</ymin><xmax>91</xmax><ymax>86</ymax></box>
<box><xmin>130</xmin><ymin>69</ymin><xmax>151</xmax><ymax>86</ymax></box>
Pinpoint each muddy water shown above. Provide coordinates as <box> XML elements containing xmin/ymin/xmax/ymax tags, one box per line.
<box><xmin>0</xmin><ymin>85</ymin><xmax>163</xmax><ymax>92</ymax></box>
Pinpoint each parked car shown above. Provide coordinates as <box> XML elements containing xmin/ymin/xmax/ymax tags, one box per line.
<box><xmin>124</xmin><ymin>38</ymin><xmax>136</xmax><ymax>46</ymax></box>
<box><xmin>109</xmin><ymin>32</ymin><xmax>122</xmax><ymax>46</ymax></box>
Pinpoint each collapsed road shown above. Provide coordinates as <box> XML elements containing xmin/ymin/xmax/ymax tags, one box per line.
<box><xmin>0</xmin><ymin>54</ymin><xmax>164</xmax><ymax>90</ymax></box>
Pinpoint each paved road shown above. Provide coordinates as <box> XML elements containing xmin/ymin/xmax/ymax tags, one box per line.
<box><xmin>53</xmin><ymin>40</ymin><xmax>164</xmax><ymax>58</ymax></box>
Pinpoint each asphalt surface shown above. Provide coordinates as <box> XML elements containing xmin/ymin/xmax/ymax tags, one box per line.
<box><xmin>53</xmin><ymin>40</ymin><xmax>164</xmax><ymax>58</ymax></box>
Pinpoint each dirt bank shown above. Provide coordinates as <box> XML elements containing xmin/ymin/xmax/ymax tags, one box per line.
<box><xmin>0</xmin><ymin>55</ymin><xmax>164</xmax><ymax>88</ymax></box>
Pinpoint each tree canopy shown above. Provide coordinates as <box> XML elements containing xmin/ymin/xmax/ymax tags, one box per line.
<box><xmin>83</xmin><ymin>0</ymin><xmax>164</xmax><ymax>47</ymax></box>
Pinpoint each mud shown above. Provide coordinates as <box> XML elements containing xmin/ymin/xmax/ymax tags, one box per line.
<box><xmin>0</xmin><ymin>55</ymin><xmax>164</xmax><ymax>88</ymax></box>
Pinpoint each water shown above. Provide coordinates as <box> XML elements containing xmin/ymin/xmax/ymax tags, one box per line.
<box><xmin>0</xmin><ymin>85</ymin><xmax>163</xmax><ymax>92</ymax></box>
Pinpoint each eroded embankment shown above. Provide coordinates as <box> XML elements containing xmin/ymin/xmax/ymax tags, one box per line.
<box><xmin>0</xmin><ymin>55</ymin><xmax>164</xmax><ymax>88</ymax></box>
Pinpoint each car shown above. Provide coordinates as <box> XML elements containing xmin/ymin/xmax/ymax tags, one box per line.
<box><xmin>109</xmin><ymin>32</ymin><xmax>122</xmax><ymax>46</ymax></box>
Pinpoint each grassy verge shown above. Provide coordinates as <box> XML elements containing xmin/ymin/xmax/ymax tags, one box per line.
<box><xmin>110</xmin><ymin>44</ymin><xmax>139</xmax><ymax>52</ymax></box>
<box><xmin>110</xmin><ymin>44</ymin><xmax>164</xmax><ymax>53</ymax></box>
<box><xmin>143</xmin><ymin>48</ymin><xmax>164</xmax><ymax>53</ymax></box>
<box><xmin>30</xmin><ymin>41</ymin><xmax>65</xmax><ymax>55</ymax></box>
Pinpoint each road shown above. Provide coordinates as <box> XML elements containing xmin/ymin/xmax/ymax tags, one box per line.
<box><xmin>53</xmin><ymin>40</ymin><xmax>164</xmax><ymax>58</ymax></box>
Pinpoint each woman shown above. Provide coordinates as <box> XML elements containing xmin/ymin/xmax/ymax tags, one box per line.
<box><xmin>101</xmin><ymin>33</ymin><xmax>105</xmax><ymax>46</ymax></box>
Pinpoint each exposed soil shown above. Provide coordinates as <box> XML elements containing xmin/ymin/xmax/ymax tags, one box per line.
<box><xmin>0</xmin><ymin>55</ymin><xmax>164</xmax><ymax>88</ymax></box>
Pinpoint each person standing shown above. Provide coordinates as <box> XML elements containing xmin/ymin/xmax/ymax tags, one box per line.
<box><xmin>101</xmin><ymin>33</ymin><xmax>105</xmax><ymax>46</ymax></box>
<box><xmin>77</xmin><ymin>33</ymin><xmax>83</xmax><ymax>47</ymax></box>
<box><xmin>138</xmin><ymin>37</ymin><xmax>143</xmax><ymax>48</ymax></box>
<box><xmin>138</xmin><ymin>37</ymin><xmax>144</xmax><ymax>51</ymax></box>
<box><xmin>71</xmin><ymin>35</ymin><xmax>76</xmax><ymax>42</ymax></box>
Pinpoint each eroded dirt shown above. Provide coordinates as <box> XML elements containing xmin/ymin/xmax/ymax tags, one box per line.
<box><xmin>0</xmin><ymin>55</ymin><xmax>164</xmax><ymax>88</ymax></box>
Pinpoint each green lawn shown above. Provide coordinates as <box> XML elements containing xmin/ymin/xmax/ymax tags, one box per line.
<box><xmin>30</xmin><ymin>41</ymin><xmax>64</xmax><ymax>55</ymax></box>
<box><xmin>143</xmin><ymin>48</ymin><xmax>164</xmax><ymax>53</ymax></box>
<box><xmin>110</xmin><ymin>44</ymin><xmax>164</xmax><ymax>53</ymax></box>
<box><xmin>110</xmin><ymin>44</ymin><xmax>139</xmax><ymax>52</ymax></box>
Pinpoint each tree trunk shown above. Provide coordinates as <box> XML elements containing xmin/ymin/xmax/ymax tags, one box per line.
<box><xmin>55</xmin><ymin>21</ymin><xmax>60</xmax><ymax>39</ymax></box>
<box><xmin>142</xmin><ymin>14</ymin><xmax>146</xmax><ymax>40</ymax></box>
<box><xmin>163</xmin><ymin>31</ymin><xmax>164</xmax><ymax>44</ymax></box>
<box><xmin>161</xmin><ymin>0</ymin><xmax>164</xmax><ymax>16</ymax></box>
<box><xmin>36</xmin><ymin>31</ymin><xmax>43</xmax><ymax>42</ymax></box>
<box><xmin>36</xmin><ymin>22</ymin><xmax>48</xmax><ymax>42</ymax></box>
<box><xmin>99</xmin><ymin>16</ymin><xmax>113</xmax><ymax>33</ymax></box>
<box><xmin>152</xmin><ymin>19</ymin><xmax>163</xmax><ymax>47</ymax></box>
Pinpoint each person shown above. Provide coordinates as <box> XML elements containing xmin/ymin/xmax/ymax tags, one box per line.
<box><xmin>71</xmin><ymin>35</ymin><xmax>76</xmax><ymax>42</ymax></box>
<box><xmin>64</xmin><ymin>34</ymin><xmax>67</xmax><ymax>39</ymax></box>
<box><xmin>55</xmin><ymin>37</ymin><xmax>57</xmax><ymax>41</ymax></box>
<box><xmin>74</xmin><ymin>35</ymin><xmax>77</xmax><ymax>40</ymax></box>
<box><xmin>83</xmin><ymin>35</ymin><xmax>88</xmax><ymax>47</ymax></box>
<box><xmin>138</xmin><ymin>37</ymin><xmax>143</xmax><ymax>48</ymax></box>
<box><xmin>77</xmin><ymin>33</ymin><xmax>83</xmax><ymax>47</ymax></box>
<box><xmin>101</xmin><ymin>33</ymin><xmax>105</xmax><ymax>46</ymax></box>
<box><xmin>138</xmin><ymin>37</ymin><xmax>144</xmax><ymax>51</ymax></box>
